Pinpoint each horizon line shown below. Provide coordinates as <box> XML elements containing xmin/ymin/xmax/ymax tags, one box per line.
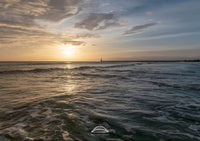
<box><xmin>0</xmin><ymin>59</ymin><xmax>199</xmax><ymax>62</ymax></box>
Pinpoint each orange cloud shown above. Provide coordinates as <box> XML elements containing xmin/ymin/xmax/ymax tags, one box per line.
<box><xmin>145</xmin><ymin>11</ymin><xmax>153</xmax><ymax>15</ymax></box>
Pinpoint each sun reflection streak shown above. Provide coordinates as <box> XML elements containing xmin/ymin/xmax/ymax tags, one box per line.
<box><xmin>62</xmin><ymin>75</ymin><xmax>77</xmax><ymax>94</ymax></box>
<box><xmin>65</xmin><ymin>63</ymin><xmax>72</xmax><ymax>69</ymax></box>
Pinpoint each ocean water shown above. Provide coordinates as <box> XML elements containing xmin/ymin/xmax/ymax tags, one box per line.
<box><xmin>0</xmin><ymin>61</ymin><xmax>200</xmax><ymax>141</ymax></box>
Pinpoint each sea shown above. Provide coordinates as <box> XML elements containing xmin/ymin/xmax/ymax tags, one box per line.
<box><xmin>0</xmin><ymin>61</ymin><xmax>200</xmax><ymax>141</ymax></box>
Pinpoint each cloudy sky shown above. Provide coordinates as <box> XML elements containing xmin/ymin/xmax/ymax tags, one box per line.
<box><xmin>0</xmin><ymin>0</ymin><xmax>200</xmax><ymax>61</ymax></box>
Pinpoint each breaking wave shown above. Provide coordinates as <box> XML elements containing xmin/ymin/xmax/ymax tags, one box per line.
<box><xmin>0</xmin><ymin>63</ymin><xmax>139</xmax><ymax>74</ymax></box>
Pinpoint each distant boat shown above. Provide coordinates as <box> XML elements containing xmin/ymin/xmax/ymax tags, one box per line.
<box><xmin>100</xmin><ymin>58</ymin><xmax>103</xmax><ymax>63</ymax></box>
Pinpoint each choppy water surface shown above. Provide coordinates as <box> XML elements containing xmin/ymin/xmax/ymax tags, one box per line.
<box><xmin>0</xmin><ymin>61</ymin><xmax>200</xmax><ymax>141</ymax></box>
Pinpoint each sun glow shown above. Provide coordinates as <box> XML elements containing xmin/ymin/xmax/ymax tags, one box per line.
<box><xmin>61</xmin><ymin>44</ymin><xmax>76</xmax><ymax>57</ymax></box>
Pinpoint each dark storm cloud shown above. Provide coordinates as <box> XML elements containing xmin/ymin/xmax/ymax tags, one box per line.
<box><xmin>123</xmin><ymin>23</ymin><xmax>157</xmax><ymax>35</ymax></box>
<box><xmin>74</xmin><ymin>13</ymin><xmax>122</xmax><ymax>30</ymax></box>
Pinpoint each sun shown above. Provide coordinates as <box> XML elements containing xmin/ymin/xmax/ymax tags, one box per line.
<box><xmin>61</xmin><ymin>44</ymin><xmax>76</xmax><ymax>57</ymax></box>
<box><xmin>63</xmin><ymin>47</ymin><xmax>74</xmax><ymax>57</ymax></box>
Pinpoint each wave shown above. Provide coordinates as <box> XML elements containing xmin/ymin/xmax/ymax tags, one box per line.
<box><xmin>103</xmin><ymin>63</ymin><xmax>136</xmax><ymax>68</ymax></box>
<box><xmin>0</xmin><ymin>68</ymin><xmax>65</xmax><ymax>74</ymax></box>
<box><xmin>79</xmin><ymin>73</ymin><xmax>127</xmax><ymax>79</ymax></box>
<box><xmin>150</xmin><ymin>81</ymin><xmax>200</xmax><ymax>91</ymax></box>
<box><xmin>0</xmin><ymin>63</ymin><xmax>139</xmax><ymax>74</ymax></box>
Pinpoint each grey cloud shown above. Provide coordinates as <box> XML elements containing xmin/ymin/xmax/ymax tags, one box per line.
<box><xmin>0</xmin><ymin>0</ymin><xmax>88</xmax><ymax>48</ymax></box>
<box><xmin>38</xmin><ymin>0</ymin><xmax>83</xmax><ymax>22</ymax></box>
<box><xmin>0</xmin><ymin>0</ymin><xmax>83</xmax><ymax>23</ymax></box>
<box><xmin>0</xmin><ymin>25</ymin><xmax>86</xmax><ymax>48</ymax></box>
<box><xmin>63</xmin><ymin>41</ymin><xmax>86</xmax><ymax>46</ymax></box>
<box><xmin>0</xmin><ymin>0</ymin><xmax>49</xmax><ymax>24</ymax></box>
<box><xmin>74</xmin><ymin>13</ymin><xmax>121</xmax><ymax>30</ymax></box>
<box><xmin>0</xmin><ymin>24</ymin><xmax>58</xmax><ymax>48</ymax></box>
<box><xmin>123</xmin><ymin>23</ymin><xmax>157</xmax><ymax>35</ymax></box>
<box><xmin>39</xmin><ymin>7</ymin><xmax>82</xmax><ymax>22</ymax></box>
<box><xmin>0</xmin><ymin>20</ymin><xmax>47</xmax><ymax>33</ymax></box>
<box><xmin>0</xmin><ymin>22</ymin><xmax>87</xmax><ymax>48</ymax></box>
<box><xmin>75</xmin><ymin>33</ymin><xmax>101</xmax><ymax>38</ymax></box>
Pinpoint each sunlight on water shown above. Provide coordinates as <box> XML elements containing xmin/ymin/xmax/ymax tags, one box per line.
<box><xmin>65</xmin><ymin>63</ymin><xmax>73</xmax><ymax>69</ymax></box>
<box><xmin>63</xmin><ymin>81</ymin><xmax>77</xmax><ymax>94</ymax></box>
<box><xmin>0</xmin><ymin>62</ymin><xmax>200</xmax><ymax>141</ymax></box>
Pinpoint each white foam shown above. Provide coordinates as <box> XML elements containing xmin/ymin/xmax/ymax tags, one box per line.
<box><xmin>28</xmin><ymin>106</ymin><xmax>40</xmax><ymax>118</ymax></box>
<box><xmin>2</xmin><ymin>123</ymin><xmax>28</xmax><ymax>137</ymax></box>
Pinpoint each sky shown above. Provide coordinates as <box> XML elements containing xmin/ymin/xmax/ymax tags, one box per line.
<box><xmin>0</xmin><ymin>0</ymin><xmax>200</xmax><ymax>61</ymax></box>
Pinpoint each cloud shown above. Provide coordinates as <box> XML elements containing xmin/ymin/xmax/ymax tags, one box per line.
<box><xmin>0</xmin><ymin>0</ymin><xmax>91</xmax><ymax>48</ymax></box>
<box><xmin>131</xmin><ymin>32</ymin><xmax>200</xmax><ymax>40</ymax></box>
<box><xmin>0</xmin><ymin>0</ymin><xmax>83</xmax><ymax>23</ymax></box>
<box><xmin>38</xmin><ymin>0</ymin><xmax>83</xmax><ymax>22</ymax></box>
<box><xmin>0</xmin><ymin>0</ymin><xmax>126</xmax><ymax>50</ymax></box>
<box><xmin>0</xmin><ymin>26</ymin><xmax>87</xmax><ymax>48</ymax></box>
<box><xmin>0</xmin><ymin>20</ymin><xmax>88</xmax><ymax>48</ymax></box>
<box><xmin>145</xmin><ymin>11</ymin><xmax>153</xmax><ymax>15</ymax></box>
<box><xmin>123</xmin><ymin>23</ymin><xmax>157</xmax><ymax>35</ymax></box>
<box><xmin>0</xmin><ymin>20</ymin><xmax>47</xmax><ymax>33</ymax></box>
<box><xmin>0</xmin><ymin>23</ymin><xmax>90</xmax><ymax>48</ymax></box>
<box><xmin>74</xmin><ymin>13</ymin><xmax>122</xmax><ymax>30</ymax></box>
<box><xmin>118</xmin><ymin>21</ymin><xmax>128</xmax><ymax>25</ymax></box>
<box><xmin>75</xmin><ymin>33</ymin><xmax>101</xmax><ymax>39</ymax></box>
<box><xmin>63</xmin><ymin>41</ymin><xmax>86</xmax><ymax>46</ymax></box>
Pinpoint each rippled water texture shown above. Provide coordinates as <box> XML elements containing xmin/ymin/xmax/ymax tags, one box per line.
<box><xmin>0</xmin><ymin>61</ymin><xmax>200</xmax><ymax>141</ymax></box>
